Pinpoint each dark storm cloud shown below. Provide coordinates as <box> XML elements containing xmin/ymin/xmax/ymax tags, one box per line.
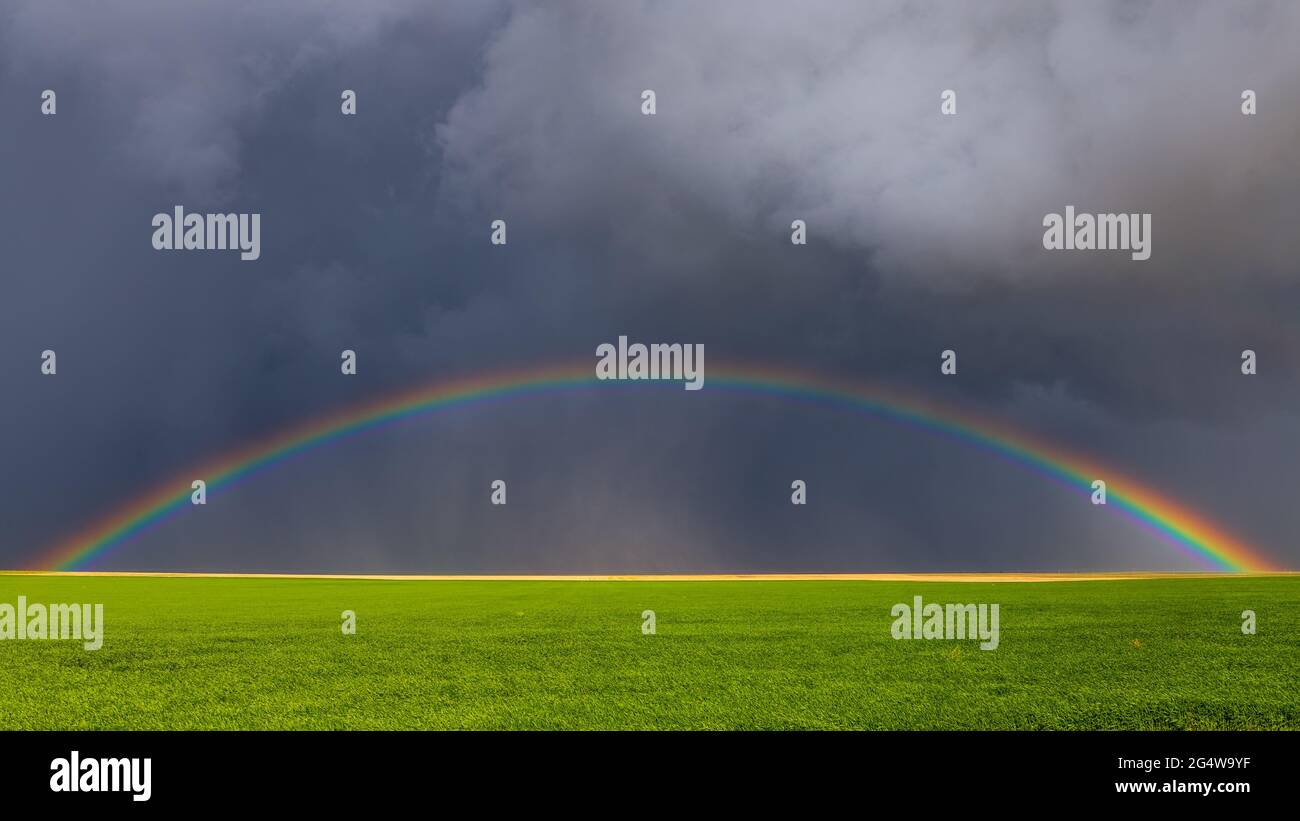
<box><xmin>1</xmin><ymin>0</ymin><xmax>1298</xmax><ymax>572</ymax></box>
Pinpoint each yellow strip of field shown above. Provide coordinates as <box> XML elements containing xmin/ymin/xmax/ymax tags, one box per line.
<box><xmin>1</xmin><ymin>570</ymin><xmax>1292</xmax><ymax>582</ymax></box>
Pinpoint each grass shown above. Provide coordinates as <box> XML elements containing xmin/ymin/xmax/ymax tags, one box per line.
<box><xmin>0</xmin><ymin>573</ymin><xmax>1297</xmax><ymax>730</ymax></box>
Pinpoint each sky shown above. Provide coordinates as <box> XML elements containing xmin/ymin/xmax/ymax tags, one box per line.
<box><xmin>1</xmin><ymin>0</ymin><xmax>1298</xmax><ymax>573</ymax></box>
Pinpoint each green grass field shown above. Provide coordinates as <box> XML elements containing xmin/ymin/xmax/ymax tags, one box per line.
<box><xmin>1</xmin><ymin>573</ymin><xmax>1296</xmax><ymax>730</ymax></box>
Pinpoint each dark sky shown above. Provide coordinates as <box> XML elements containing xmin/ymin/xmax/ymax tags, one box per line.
<box><xmin>2</xmin><ymin>0</ymin><xmax>1298</xmax><ymax>573</ymax></box>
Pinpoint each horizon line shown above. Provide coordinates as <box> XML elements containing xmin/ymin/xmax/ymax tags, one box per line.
<box><xmin>4</xmin><ymin>570</ymin><xmax>1296</xmax><ymax>583</ymax></box>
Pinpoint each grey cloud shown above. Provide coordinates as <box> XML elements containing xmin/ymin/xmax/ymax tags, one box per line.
<box><xmin>437</xmin><ymin>0</ymin><xmax>1300</xmax><ymax>282</ymax></box>
<box><xmin>2</xmin><ymin>0</ymin><xmax>503</xmax><ymax>198</ymax></box>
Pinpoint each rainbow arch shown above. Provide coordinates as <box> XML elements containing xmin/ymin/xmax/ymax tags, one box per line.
<box><xmin>35</xmin><ymin>362</ymin><xmax>1280</xmax><ymax>573</ymax></box>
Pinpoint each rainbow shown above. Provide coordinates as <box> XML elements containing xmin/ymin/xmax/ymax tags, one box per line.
<box><xmin>36</xmin><ymin>362</ymin><xmax>1280</xmax><ymax>573</ymax></box>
